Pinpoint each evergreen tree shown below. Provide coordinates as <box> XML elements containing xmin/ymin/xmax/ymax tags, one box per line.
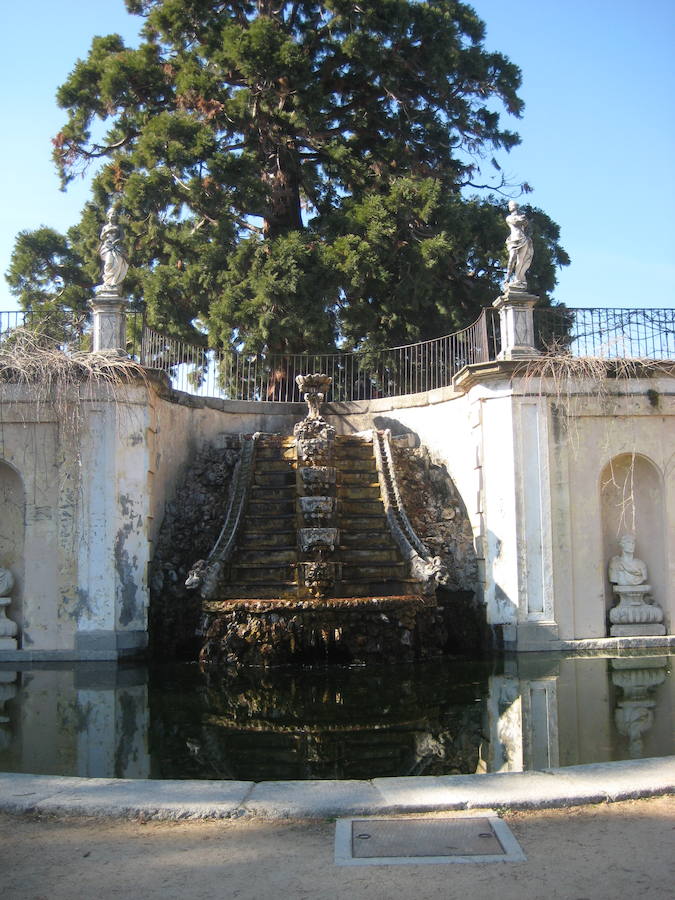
<box><xmin>6</xmin><ymin>0</ymin><xmax>568</xmax><ymax>356</ymax></box>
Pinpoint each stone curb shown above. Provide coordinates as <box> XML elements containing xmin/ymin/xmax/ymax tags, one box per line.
<box><xmin>0</xmin><ymin>757</ymin><xmax>673</xmax><ymax>821</ymax></box>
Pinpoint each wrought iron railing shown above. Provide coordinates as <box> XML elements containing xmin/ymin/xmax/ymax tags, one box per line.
<box><xmin>2</xmin><ymin>305</ymin><xmax>673</xmax><ymax>401</ymax></box>
<box><xmin>140</xmin><ymin>309</ymin><xmax>499</xmax><ymax>402</ymax></box>
<box><xmin>533</xmin><ymin>307</ymin><xmax>675</xmax><ymax>359</ymax></box>
<box><xmin>0</xmin><ymin>309</ymin><xmax>144</xmax><ymax>357</ymax></box>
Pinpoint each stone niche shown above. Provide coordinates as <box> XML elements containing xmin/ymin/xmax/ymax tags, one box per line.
<box><xmin>0</xmin><ymin>461</ymin><xmax>24</xmax><ymax>650</ymax></box>
<box><xmin>601</xmin><ymin>454</ymin><xmax>668</xmax><ymax>636</ymax></box>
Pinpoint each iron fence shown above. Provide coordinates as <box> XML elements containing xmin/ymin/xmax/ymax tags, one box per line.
<box><xmin>533</xmin><ymin>307</ymin><xmax>675</xmax><ymax>359</ymax></box>
<box><xmin>0</xmin><ymin>308</ymin><xmax>144</xmax><ymax>357</ymax></box>
<box><xmin>140</xmin><ymin>309</ymin><xmax>497</xmax><ymax>402</ymax></box>
<box><xmin>2</xmin><ymin>305</ymin><xmax>673</xmax><ymax>401</ymax></box>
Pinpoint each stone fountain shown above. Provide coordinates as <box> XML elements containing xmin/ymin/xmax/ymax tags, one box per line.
<box><xmin>188</xmin><ymin>374</ymin><xmax>449</xmax><ymax>667</ymax></box>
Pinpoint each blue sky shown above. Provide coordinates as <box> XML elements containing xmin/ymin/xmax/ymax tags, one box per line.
<box><xmin>1</xmin><ymin>0</ymin><xmax>674</xmax><ymax>312</ymax></box>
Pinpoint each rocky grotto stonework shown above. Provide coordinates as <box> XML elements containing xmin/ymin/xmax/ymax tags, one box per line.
<box><xmin>391</xmin><ymin>441</ymin><xmax>478</xmax><ymax>592</ymax></box>
<box><xmin>200</xmin><ymin>596</ymin><xmax>447</xmax><ymax>667</ymax></box>
<box><xmin>390</xmin><ymin>439</ymin><xmax>487</xmax><ymax>650</ymax></box>
<box><xmin>149</xmin><ymin>438</ymin><xmax>240</xmax><ymax>657</ymax></box>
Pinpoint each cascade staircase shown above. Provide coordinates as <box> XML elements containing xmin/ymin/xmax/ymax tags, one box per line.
<box><xmin>214</xmin><ymin>432</ymin><xmax>421</xmax><ymax>602</ymax></box>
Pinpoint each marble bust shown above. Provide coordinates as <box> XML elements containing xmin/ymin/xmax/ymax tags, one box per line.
<box><xmin>608</xmin><ymin>534</ymin><xmax>648</xmax><ymax>586</ymax></box>
<box><xmin>0</xmin><ymin>567</ymin><xmax>14</xmax><ymax>598</ymax></box>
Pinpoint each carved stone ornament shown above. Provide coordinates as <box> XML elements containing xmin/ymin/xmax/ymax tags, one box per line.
<box><xmin>300</xmin><ymin>466</ymin><xmax>336</xmax><ymax>495</ymax></box>
<box><xmin>299</xmin><ymin>496</ymin><xmax>335</xmax><ymax>526</ymax></box>
<box><xmin>298</xmin><ymin>527</ymin><xmax>338</xmax><ymax>555</ymax></box>
<box><xmin>300</xmin><ymin>561</ymin><xmax>337</xmax><ymax>599</ymax></box>
<box><xmin>294</xmin><ymin>374</ymin><xmax>336</xmax><ymax>466</ymax></box>
<box><xmin>410</xmin><ymin>553</ymin><xmax>450</xmax><ymax>596</ymax></box>
<box><xmin>296</xmin><ymin>374</ymin><xmax>332</xmax><ymax>419</ymax></box>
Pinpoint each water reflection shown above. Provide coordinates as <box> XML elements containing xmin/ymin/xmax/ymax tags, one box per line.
<box><xmin>0</xmin><ymin>654</ymin><xmax>672</xmax><ymax>781</ymax></box>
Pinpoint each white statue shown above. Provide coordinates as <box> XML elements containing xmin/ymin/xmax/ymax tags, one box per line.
<box><xmin>0</xmin><ymin>567</ymin><xmax>14</xmax><ymax>598</ymax></box>
<box><xmin>608</xmin><ymin>534</ymin><xmax>664</xmax><ymax>634</ymax></box>
<box><xmin>608</xmin><ymin>534</ymin><xmax>648</xmax><ymax>586</ymax></box>
<box><xmin>503</xmin><ymin>201</ymin><xmax>534</xmax><ymax>289</ymax></box>
<box><xmin>95</xmin><ymin>206</ymin><xmax>129</xmax><ymax>293</ymax></box>
<box><xmin>0</xmin><ymin>567</ymin><xmax>17</xmax><ymax>648</ymax></box>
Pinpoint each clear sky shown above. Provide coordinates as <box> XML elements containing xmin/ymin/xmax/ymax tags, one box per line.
<box><xmin>1</xmin><ymin>0</ymin><xmax>674</xmax><ymax>313</ymax></box>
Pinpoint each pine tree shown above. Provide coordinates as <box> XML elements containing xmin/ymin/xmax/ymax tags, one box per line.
<box><xmin>7</xmin><ymin>0</ymin><xmax>568</xmax><ymax>356</ymax></box>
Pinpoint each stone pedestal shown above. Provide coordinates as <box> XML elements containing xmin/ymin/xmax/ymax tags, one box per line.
<box><xmin>609</xmin><ymin>584</ymin><xmax>665</xmax><ymax>637</ymax></box>
<box><xmin>0</xmin><ymin>598</ymin><xmax>18</xmax><ymax>650</ymax></box>
<box><xmin>493</xmin><ymin>287</ymin><xmax>540</xmax><ymax>360</ymax></box>
<box><xmin>89</xmin><ymin>290</ymin><xmax>127</xmax><ymax>353</ymax></box>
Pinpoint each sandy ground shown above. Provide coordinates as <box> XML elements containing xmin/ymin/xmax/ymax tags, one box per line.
<box><xmin>1</xmin><ymin>796</ymin><xmax>674</xmax><ymax>900</ymax></box>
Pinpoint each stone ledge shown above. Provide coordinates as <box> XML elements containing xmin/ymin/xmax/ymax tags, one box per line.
<box><xmin>0</xmin><ymin>757</ymin><xmax>672</xmax><ymax>821</ymax></box>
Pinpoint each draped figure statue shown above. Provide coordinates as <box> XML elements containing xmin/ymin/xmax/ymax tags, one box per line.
<box><xmin>95</xmin><ymin>206</ymin><xmax>129</xmax><ymax>293</ymax></box>
<box><xmin>503</xmin><ymin>201</ymin><xmax>534</xmax><ymax>289</ymax></box>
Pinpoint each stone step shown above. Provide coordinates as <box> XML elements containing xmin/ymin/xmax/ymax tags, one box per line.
<box><xmin>332</xmin><ymin>581</ymin><xmax>421</xmax><ymax>598</ymax></box>
<box><xmin>253</xmin><ymin>459</ymin><xmax>296</xmax><ymax>473</ymax></box>
<box><xmin>339</xmin><ymin>515</ymin><xmax>389</xmax><ymax>531</ymax></box>
<box><xmin>231</xmin><ymin>563</ymin><xmax>297</xmax><ymax>583</ymax></box>
<box><xmin>213</xmin><ymin>584</ymin><xmax>299</xmax><ymax>600</ymax></box>
<box><xmin>340</xmin><ymin>562</ymin><xmax>408</xmax><ymax>581</ymax></box>
<box><xmin>242</xmin><ymin>515</ymin><xmax>296</xmax><ymax>534</ymax></box>
<box><xmin>247</xmin><ymin>499</ymin><xmax>296</xmax><ymax>516</ymax></box>
<box><xmin>249</xmin><ymin>485</ymin><xmax>296</xmax><ymax>502</ymax></box>
<box><xmin>340</xmin><ymin>499</ymin><xmax>384</xmax><ymax>516</ymax></box>
<box><xmin>238</xmin><ymin>531</ymin><xmax>297</xmax><ymax>550</ymax></box>
<box><xmin>255</xmin><ymin>444</ymin><xmax>296</xmax><ymax>461</ymax></box>
<box><xmin>334</xmin><ymin>446</ymin><xmax>375</xmax><ymax>461</ymax></box>
<box><xmin>253</xmin><ymin>471</ymin><xmax>296</xmax><ymax>487</ymax></box>
<box><xmin>235</xmin><ymin>549</ymin><xmax>298</xmax><ymax>565</ymax></box>
<box><xmin>338</xmin><ymin>485</ymin><xmax>381</xmax><ymax>502</ymax></box>
<box><xmin>337</xmin><ymin>548</ymin><xmax>401</xmax><ymax>564</ymax></box>
<box><xmin>339</xmin><ymin>471</ymin><xmax>379</xmax><ymax>485</ymax></box>
<box><xmin>340</xmin><ymin>529</ymin><xmax>396</xmax><ymax>550</ymax></box>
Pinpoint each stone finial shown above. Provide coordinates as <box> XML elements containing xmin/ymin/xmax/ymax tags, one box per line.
<box><xmin>503</xmin><ymin>201</ymin><xmax>534</xmax><ymax>290</ymax></box>
<box><xmin>296</xmin><ymin>373</ymin><xmax>332</xmax><ymax>419</ymax></box>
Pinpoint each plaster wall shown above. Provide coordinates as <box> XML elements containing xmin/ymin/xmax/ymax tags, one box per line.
<box><xmin>0</xmin><ymin>384</ymin><xmax>153</xmax><ymax>658</ymax></box>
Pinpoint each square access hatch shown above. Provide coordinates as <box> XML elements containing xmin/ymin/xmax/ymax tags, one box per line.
<box><xmin>335</xmin><ymin>813</ymin><xmax>526</xmax><ymax>866</ymax></box>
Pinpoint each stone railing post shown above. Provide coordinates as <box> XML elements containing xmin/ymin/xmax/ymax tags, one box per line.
<box><xmin>89</xmin><ymin>291</ymin><xmax>127</xmax><ymax>353</ymax></box>
<box><xmin>493</xmin><ymin>287</ymin><xmax>540</xmax><ymax>360</ymax></box>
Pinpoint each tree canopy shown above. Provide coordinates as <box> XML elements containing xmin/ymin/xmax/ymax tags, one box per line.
<box><xmin>7</xmin><ymin>0</ymin><xmax>569</xmax><ymax>355</ymax></box>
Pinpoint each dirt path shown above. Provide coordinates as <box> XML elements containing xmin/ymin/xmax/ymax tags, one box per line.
<box><xmin>2</xmin><ymin>797</ymin><xmax>674</xmax><ymax>900</ymax></box>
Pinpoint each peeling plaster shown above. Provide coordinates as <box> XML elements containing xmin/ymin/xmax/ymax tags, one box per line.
<box><xmin>59</xmin><ymin>589</ymin><xmax>93</xmax><ymax>623</ymax></box>
<box><xmin>115</xmin><ymin>523</ymin><xmax>140</xmax><ymax>627</ymax></box>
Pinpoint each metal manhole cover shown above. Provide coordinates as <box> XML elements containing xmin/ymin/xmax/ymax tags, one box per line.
<box><xmin>335</xmin><ymin>814</ymin><xmax>526</xmax><ymax>866</ymax></box>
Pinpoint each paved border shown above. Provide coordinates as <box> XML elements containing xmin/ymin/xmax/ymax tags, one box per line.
<box><xmin>0</xmin><ymin>757</ymin><xmax>673</xmax><ymax>820</ymax></box>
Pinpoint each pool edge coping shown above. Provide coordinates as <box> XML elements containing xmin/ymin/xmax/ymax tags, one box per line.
<box><xmin>0</xmin><ymin>756</ymin><xmax>673</xmax><ymax>820</ymax></box>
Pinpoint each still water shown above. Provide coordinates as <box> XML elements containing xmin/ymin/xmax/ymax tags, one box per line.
<box><xmin>0</xmin><ymin>653</ymin><xmax>672</xmax><ymax>781</ymax></box>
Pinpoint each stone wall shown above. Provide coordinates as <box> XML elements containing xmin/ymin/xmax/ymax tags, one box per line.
<box><xmin>1</xmin><ymin>362</ymin><xmax>673</xmax><ymax>659</ymax></box>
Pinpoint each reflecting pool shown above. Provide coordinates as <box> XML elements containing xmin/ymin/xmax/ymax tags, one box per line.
<box><xmin>0</xmin><ymin>653</ymin><xmax>672</xmax><ymax>781</ymax></box>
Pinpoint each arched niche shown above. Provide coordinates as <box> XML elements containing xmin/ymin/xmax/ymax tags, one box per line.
<box><xmin>0</xmin><ymin>460</ymin><xmax>25</xmax><ymax>634</ymax></box>
<box><xmin>600</xmin><ymin>454</ymin><xmax>666</xmax><ymax>625</ymax></box>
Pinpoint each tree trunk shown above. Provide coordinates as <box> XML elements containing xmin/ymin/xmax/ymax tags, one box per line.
<box><xmin>262</xmin><ymin>141</ymin><xmax>303</xmax><ymax>238</ymax></box>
